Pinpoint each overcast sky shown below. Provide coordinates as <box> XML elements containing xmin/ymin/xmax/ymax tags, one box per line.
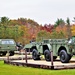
<box><xmin>0</xmin><ymin>0</ymin><xmax>75</xmax><ymax>25</ymax></box>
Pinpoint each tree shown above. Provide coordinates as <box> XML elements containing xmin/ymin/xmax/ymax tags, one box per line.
<box><xmin>37</xmin><ymin>30</ymin><xmax>51</xmax><ymax>41</ymax></box>
<box><xmin>71</xmin><ymin>25</ymin><xmax>75</xmax><ymax>36</ymax></box>
<box><xmin>0</xmin><ymin>17</ymin><xmax>10</xmax><ymax>38</ymax></box>
<box><xmin>66</xmin><ymin>17</ymin><xmax>70</xmax><ymax>25</ymax></box>
<box><xmin>72</xmin><ymin>17</ymin><xmax>75</xmax><ymax>23</ymax></box>
<box><xmin>66</xmin><ymin>17</ymin><xmax>72</xmax><ymax>38</ymax></box>
<box><xmin>54</xmin><ymin>18</ymin><xmax>60</xmax><ymax>27</ymax></box>
<box><xmin>54</xmin><ymin>18</ymin><xmax>65</xmax><ymax>27</ymax></box>
<box><xmin>49</xmin><ymin>30</ymin><xmax>65</xmax><ymax>39</ymax></box>
<box><xmin>0</xmin><ymin>16</ymin><xmax>10</xmax><ymax>26</ymax></box>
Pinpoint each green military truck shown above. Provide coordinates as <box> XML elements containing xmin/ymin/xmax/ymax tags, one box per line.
<box><xmin>24</xmin><ymin>36</ymin><xmax>75</xmax><ymax>63</ymax></box>
<box><xmin>0</xmin><ymin>39</ymin><xmax>17</xmax><ymax>56</ymax></box>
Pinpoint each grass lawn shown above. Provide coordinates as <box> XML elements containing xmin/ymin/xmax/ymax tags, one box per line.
<box><xmin>0</xmin><ymin>61</ymin><xmax>75</xmax><ymax>75</ymax></box>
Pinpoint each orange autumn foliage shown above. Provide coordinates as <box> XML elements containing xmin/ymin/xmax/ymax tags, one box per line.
<box><xmin>55</xmin><ymin>25</ymin><xmax>68</xmax><ymax>37</ymax></box>
<box><xmin>71</xmin><ymin>24</ymin><xmax>75</xmax><ymax>36</ymax></box>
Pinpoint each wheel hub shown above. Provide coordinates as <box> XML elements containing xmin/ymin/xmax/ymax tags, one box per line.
<box><xmin>61</xmin><ymin>54</ymin><xmax>65</xmax><ymax>60</ymax></box>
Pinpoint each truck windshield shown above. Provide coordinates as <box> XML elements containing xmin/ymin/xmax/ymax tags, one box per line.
<box><xmin>2</xmin><ymin>40</ymin><xmax>14</xmax><ymax>44</ymax></box>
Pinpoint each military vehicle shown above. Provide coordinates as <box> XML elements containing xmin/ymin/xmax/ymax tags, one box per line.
<box><xmin>24</xmin><ymin>36</ymin><xmax>75</xmax><ymax>63</ymax></box>
<box><xmin>0</xmin><ymin>39</ymin><xmax>17</xmax><ymax>56</ymax></box>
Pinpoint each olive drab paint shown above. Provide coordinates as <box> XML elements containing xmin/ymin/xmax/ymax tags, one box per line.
<box><xmin>24</xmin><ymin>36</ymin><xmax>75</xmax><ymax>63</ymax></box>
<box><xmin>0</xmin><ymin>39</ymin><xmax>17</xmax><ymax>56</ymax></box>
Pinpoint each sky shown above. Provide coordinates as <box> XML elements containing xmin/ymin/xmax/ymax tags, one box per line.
<box><xmin>0</xmin><ymin>0</ymin><xmax>75</xmax><ymax>25</ymax></box>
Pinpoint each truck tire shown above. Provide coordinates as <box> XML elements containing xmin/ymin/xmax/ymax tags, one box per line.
<box><xmin>32</xmin><ymin>49</ymin><xmax>40</xmax><ymax>60</ymax></box>
<box><xmin>59</xmin><ymin>50</ymin><xmax>70</xmax><ymax>63</ymax></box>
<box><xmin>44</xmin><ymin>50</ymin><xmax>51</xmax><ymax>61</ymax></box>
<box><xmin>3</xmin><ymin>51</ymin><xmax>7</xmax><ymax>56</ymax></box>
<box><xmin>0</xmin><ymin>52</ymin><xmax>4</xmax><ymax>56</ymax></box>
<box><xmin>0</xmin><ymin>51</ymin><xmax>7</xmax><ymax>56</ymax></box>
<box><xmin>9</xmin><ymin>51</ymin><xmax>14</xmax><ymax>56</ymax></box>
<box><xmin>68</xmin><ymin>55</ymin><xmax>72</xmax><ymax>60</ymax></box>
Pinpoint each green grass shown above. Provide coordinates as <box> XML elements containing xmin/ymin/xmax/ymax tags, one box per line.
<box><xmin>0</xmin><ymin>61</ymin><xmax>75</xmax><ymax>75</ymax></box>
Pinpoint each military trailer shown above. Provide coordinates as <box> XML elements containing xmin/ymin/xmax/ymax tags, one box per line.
<box><xmin>0</xmin><ymin>39</ymin><xmax>17</xmax><ymax>56</ymax></box>
<box><xmin>24</xmin><ymin>36</ymin><xmax>75</xmax><ymax>63</ymax></box>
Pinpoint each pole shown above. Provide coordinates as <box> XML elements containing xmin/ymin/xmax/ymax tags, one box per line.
<box><xmin>29</xmin><ymin>48</ymin><xmax>30</xmax><ymax>55</ymax></box>
<box><xmin>7</xmin><ymin>51</ymin><xmax>10</xmax><ymax>63</ymax></box>
<box><xmin>51</xmin><ymin>50</ymin><xmax>54</xmax><ymax>69</ymax></box>
<box><xmin>25</xmin><ymin>49</ymin><xmax>27</xmax><ymax>63</ymax></box>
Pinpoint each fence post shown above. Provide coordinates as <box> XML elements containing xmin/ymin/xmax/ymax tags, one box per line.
<box><xmin>29</xmin><ymin>48</ymin><xmax>30</xmax><ymax>55</ymax></box>
<box><xmin>25</xmin><ymin>49</ymin><xmax>27</xmax><ymax>63</ymax></box>
<box><xmin>6</xmin><ymin>51</ymin><xmax>10</xmax><ymax>63</ymax></box>
<box><xmin>51</xmin><ymin>50</ymin><xmax>54</xmax><ymax>69</ymax></box>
